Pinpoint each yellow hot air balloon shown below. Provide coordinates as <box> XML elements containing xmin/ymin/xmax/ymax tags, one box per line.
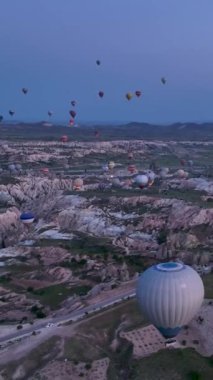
<box><xmin>126</xmin><ymin>93</ymin><xmax>133</xmax><ymax>101</ymax></box>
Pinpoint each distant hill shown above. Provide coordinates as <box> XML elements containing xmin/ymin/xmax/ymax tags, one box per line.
<box><xmin>0</xmin><ymin>121</ymin><xmax>213</xmax><ymax>141</ymax></box>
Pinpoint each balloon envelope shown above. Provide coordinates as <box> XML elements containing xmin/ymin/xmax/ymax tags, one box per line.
<box><xmin>135</xmin><ymin>174</ymin><xmax>148</xmax><ymax>188</ymax></box>
<box><xmin>70</xmin><ymin>110</ymin><xmax>76</xmax><ymax>118</ymax></box>
<box><xmin>126</xmin><ymin>93</ymin><xmax>133</xmax><ymax>101</ymax></box>
<box><xmin>20</xmin><ymin>212</ymin><xmax>35</xmax><ymax>224</ymax></box>
<box><xmin>136</xmin><ymin>262</ymin><xmax>204</xmax><ymax>338</ymax></box>
<box><xmin>135</xmin><ymin>90</ymin><xmax>141</xmax><ymax>97</ymax></box>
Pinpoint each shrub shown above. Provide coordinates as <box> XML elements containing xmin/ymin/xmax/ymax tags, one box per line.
<box><xmin>157</xmin><ymin>229</ymin><xmax>168</xmax><ymax>245</ymax></box>
<box><xmin>187</xmin><ymin>371</ymin><xmax>202</xmax><ymax>380</ymax></box>
<box><xmin>36</xmin><ymin>310</ymin><xmax>46</xmax><ymax>318</ymax></box>
<box><xmin>27</xmin><ymin>286</ymin><xmax>34</xmax><ymax>292</ymax></box>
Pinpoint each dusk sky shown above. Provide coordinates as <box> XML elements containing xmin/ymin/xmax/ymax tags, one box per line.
<box><xmin>1</xmin><ymin>0</ymin><xmax>213</xmax><ymax>123</ymax></box>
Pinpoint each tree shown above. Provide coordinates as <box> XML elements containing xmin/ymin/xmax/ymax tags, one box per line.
<box><xmin>31</xmin><ymin>305</ymin><xmax>39</xmax><ymax>314</ymax></box>
<box><xmin>36</xmin><ymin>310</ymin><xmax>46</xmax><ymax>318</ymax></box>
<box><xmin>187</xmin><ymin>371</ymin><xmax>202</xmax><ymax>380</ymax></box>
<box><xmin>27</xmin><ymin>286</ymin><xmax>34</xmax><ymax>292</ymax></box>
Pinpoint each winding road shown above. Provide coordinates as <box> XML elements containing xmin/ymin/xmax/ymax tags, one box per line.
<box><xmin>0</xmin><ymin>290</ymin><xmax>136</xmax><ymax>346</ymax></box>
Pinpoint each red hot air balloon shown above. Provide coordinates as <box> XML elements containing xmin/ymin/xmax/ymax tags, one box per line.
<box><xmin>71</xmin><ymin>100</ymin><xmax>76</xmax><ymax>107</ymax></box>
<box><xmin>69</xmin><ymin>119</ymin><xmax>74</xmax><ymax>126</ymax></box>
<box><xmin>98</xmin><ymin>91</ymin><xmax>104</xmax><ymax>98</ymax></box>
<box><xmin>70</xmin><ymin>110</ymin><xmax>76</xmax><ymax>118</ymax></box>
<box><xmin>135</xmin><ymin>90</ymin><xmax>141</xmax><ymax>97</ymax></box>
<box><xmin>128</xmin><ymin>164</ymin><xmax>137</xmax><ymax>174</ymax></box>
<box><xmin>60</xmin><ymin>135</ymin><xmax>68</xmax><ymax>143</ymax></box>
<box><xmin>41</xmin><ymin>168</ymin><xmax>49</xmax><ymax>175</ymax></box>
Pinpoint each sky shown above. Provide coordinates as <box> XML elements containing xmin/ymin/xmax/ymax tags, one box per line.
<box><xmin>1</xmin><ymin>0</ymin><xmax>213</xmax><ymax>124</ymax></box>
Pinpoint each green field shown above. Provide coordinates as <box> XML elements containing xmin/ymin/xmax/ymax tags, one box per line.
<box><xmin>202</xmin><ymin>274</ymin><xmax>213</xmax><ymax>299</ymax></box>
<box><xmin>30</xmin><ymin>283</ymin><xmax>91</xmax><ymax>309</ymax></box>
<box><xmin>0</xmin><ymin>336</ymin><xmax>61</xmax><ymax>379</ymax></box>
<box><xmin>64</xmin><ymin>299</ymin><xmax>147</xmax><ymax>363</ymax></box>
<box><xmin>129</xmin><ymin>349</ymin><xmax>213</xmax><ymax>380</ymax></box>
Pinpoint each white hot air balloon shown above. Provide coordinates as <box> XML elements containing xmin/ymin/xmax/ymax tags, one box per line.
<box><xmin>108</xmin><ymin>161</ymin><xmax>115</xmax><ymax>170</ymax></box>
<box><xmin>136</xmin><ymin>262</ymin><xmax>204</xmax><ymax>338</ymax></box>
<box><xmin>135</xmin><ymin>174</ymin><xmax>149</xmax><ymax>189</ymax></box>
<box><xmin>177</xmin><ymin>169</ymin><xmax>188</xmax><ymax>179</ymax></box>
<box><xmin>146</xmin><ymin>170</ymin><xmax>155</xmax><ymax>186</ymax></box>
<box><xmin>159</xmin><ymin>167</ymin><xmax>169</xmax><ymax>178</ymax></box>
<box><xmin>73</xmin><ymin>178</ymin><xmax>84</xmax><ymax>191</ymax></box>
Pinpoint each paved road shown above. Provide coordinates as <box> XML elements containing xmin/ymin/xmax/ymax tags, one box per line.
<box><xmin>0</xmin><ymin>290</ymin><xmax>136</xmax><ymax>345</ymax></box>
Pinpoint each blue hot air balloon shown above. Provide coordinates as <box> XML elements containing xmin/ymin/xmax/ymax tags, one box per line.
<box><xmin>136</xmin><ymin>262</ymin><xmax>204</xmax><ymax>338</ymax></box>
<box><xmin>20</xmin><ymin>212</ymin><xmax>35</xmax><ymax>224</ymax></box>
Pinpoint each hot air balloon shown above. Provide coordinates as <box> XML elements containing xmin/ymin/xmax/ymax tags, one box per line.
<box><xmin>48</xmin><ymin>111</ymin><xmax>53</xmax><ymax>118</ymax></box>
<box><xmin>135</xmin><ymin>174</ymin><xmax>149</xmax><ymax>189</ymax></box>
<box><xmin>146</xmin><ymin>170</ymin><xmax>155</xmax><ymax>187</ymax></box>
<box><xmin>8</xmin><ymin>164</ymin><xmax>16</xmax><ymax>172</ymax></box>
<box><xmin>161</xmin><ymin>77</ymin><xmax>166</xmax><ymax>85</ymax></box>
<box><xmin>71</xmin><ymin>100</ymin><xmax>76</xmax><ymax>107</ymax></box>
<box><xmin>0</xmin><ymin>115</ymin><xmax>3</xmax><ymax>123</ymax></box>
<box><xmin>16</xmin><ymin>164</ymin><xmax>22</xmax><ymax>171</ymax></box>
<box><xmin>126</xmin><ymin>93</ymin><xmax>133</xmax><ymax>101</ymax></box>
<box><xmin>98</xmin><ymin>91</ymin><xmax>104</xmax><ymax>98</ymax></box>
<box><xmin>20</xmin><ymin>212</ymin><xmax>35</xmax><ymax>224</ymax></box>
<box><xmin>108</xmin><ymin>161</ymin><xmax>115</xmax><ymax>170</ymax></box>
<box><xmin>177</xmin><ymin>169</ymin><xmax>188</xmax><ymax>179</ymax></box>
<box><xmin>73</xmin><ymin>178</ymin><xmax>83</xmax><ymax>191</ymax></box>
<box><xmin>112</xmin><ymin>178</ymin><xmax>121</xmax><ymax>188</ymax></box>
<box><xmin>41</xmin><ymin>168</ymin><xmax>49</xmax><ymax>175</ymax></box>
<box><xmin>159</xmin><ymin>167</ymin><xmax>169</xmax><ymax>178</ymax></box>
<box><xmin>180</xmin><ymin>159</ymin><xmax>186</xmax><ymax>167</ymax></box>
<box><xmin>136</xmin><ymin>262</ymin><xmax>204</xmax><ymax>338</ymax></box>
<box><xmin>60</xmin><ymin>135</ymin><xmax>68</xmax><ymax>143</ymax></box>
<box><xmin>135</xmin><ymin>90</ymin><xmax>141</xmax><ymax>97</ymax></box>
<box><xmin>22</xmin><ymin>88</ymin><xmax>28</xmax><ymax>94</ymax></box>
<box><xmin>9</xmin><ymin>110</ymin><xmax>15</xmax><ymax>116</ymax></box>
<box><xmin>128</xmin><ymin>164</ymin><xmax>137</xmax><ymax>174</ymax></box>
<box><xmin>102</xmin><ymin>164</ymin><xmax>109</xmax><ymax>172</ymax></box>
<box><xmin>128</xmin><ymin>152</ymin><xmax>133</xmax><ymax>160</ymax></box>
<box><xmin>123</xmin><ymin>178</ymin><xmax>132</xmax><ymax>188</ymax></box>
<box><xmin>96</xmin><ymin>60</ymin><xmax>101</xmax><ymax>66</ymax></box>
<box><xmin>69</xmin><ymin>119</ymin><xmax>74</xmax><ymax>126</ymax></box>
<box><xmin>70</xmin><ymin>110</ymin><xmax>76</xmax><ymax>118</ymax></box>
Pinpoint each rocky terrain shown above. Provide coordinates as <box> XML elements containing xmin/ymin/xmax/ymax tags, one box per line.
<box><xmin>0</xmin><ymin>134</ymin><xmax>212</xmax><ymax>379</ymax></box>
